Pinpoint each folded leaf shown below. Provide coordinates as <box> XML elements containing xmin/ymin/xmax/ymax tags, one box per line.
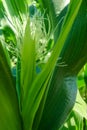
<box><xmin>59</xmin><ymin>0</ymin><xmax>87</xmax><ymax>74</ymax></box>
<box><xmin>37</xmin><ymin>68</ymin><xmax>77</xmax><ymax>130</ymax></box>
<box><xmin>22</xmin><ymin>0</ymin><xmax>82</xmax><ymax>129</ymax></box>
<box><xmin>0</xmin><ymin>42</ymin><xmax>22</xmax><ymax>130</ymax></box>
<box><xmin>39</xmin><ymin>1</ymin><xmax>87</xmax><ymax>130</ymax></box>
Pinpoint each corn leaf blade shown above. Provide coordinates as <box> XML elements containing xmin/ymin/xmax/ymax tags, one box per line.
<box><xmin>21</xmin><ymin>18</ymin><xmax>36</xmax><ymax>101</ymax></box>
<box><xmin>37</xmin><ymin>0</ymin><xmax>87</xmax><ymax>130</ymax></box>
<box><xmin>0</xmin><ymin>42</ymin><xmax>22</xmax><ymax>130</ymax></box>
<box><xmin>22</xmin><ymin>0</ymin><xmax>82</xmax><ymax>130</ymax></box>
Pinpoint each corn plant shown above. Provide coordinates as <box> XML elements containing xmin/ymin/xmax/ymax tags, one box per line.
<box><xmin>0</xmin><ymin>0</ymin><xmax>87</xmax><ymax>130</ymax></box>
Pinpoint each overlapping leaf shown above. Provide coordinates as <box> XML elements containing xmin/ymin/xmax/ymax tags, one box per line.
<box><xmin>36</xmin><ymin>0</ymin><xmax>87</xmax><ymax>130</ymax></box>
<box><xmin>0</xmin><ymin>42</ymin><xmax>22</xmax><ymax>130</ymax></box>
<box><xmin>1</xmin><ymin>0</ymin><xmax>87</xmax><ymax>130</ymax></box>
<box><xmin>21</xmin><ymin>0</ymin><xmax>82</xmax><ymax>130</ymax></box>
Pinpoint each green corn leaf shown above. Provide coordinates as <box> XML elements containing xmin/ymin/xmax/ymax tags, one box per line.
<box><xmin>0</xmin><ymin>42</ymin><xmax>22</xmax><ymax>130</ymax></box>
<box><xmin>22</xmin><ymin>0</ymin><xmax>82</xmax><ymax>130</ymax></box>
<box><xmin>0</xmin><ymin>0</ymin><xmax>4</xmax><ymax>19</ymax></box>
<box><xmin>37</xmin><ymin>68</ymin><xmax>77</xmax><ymax>130</ymax></box>
<box><xmin>21</xmin><ymin>18</ymin><xmax>36</xmax><ymax>101</ymax></box>
<box><xmin>22</xmin><ymin>73</ymin><xmax>51</xmax><ymax>130</ymax></box>
<box><xmin>59</xmin><ymin>0</ymin><xmax>87</xmax><ymax>74</ymax></box>
<box><xmin>37</xmin><ymin>0</ymin><xmax>87</xmax><ymax>130</ymax></box>
<box><xmin>84</xmin><ymin>63</ymin><xmax>87</xmax><ymax>86</ymax></box>
<box><xmin>16</xmin><ymin>58</ymin><xmax>21</xmax><ymax>104</ymax></box>
<box><xmin>37</xmin><ymin>0</ymin><xmax>87</xmax><ymax>129</ymax></box>
<box><xmin>32</xmin><ymin>81</ymin><xmax>51</xmax><ymax>130</ymax></box>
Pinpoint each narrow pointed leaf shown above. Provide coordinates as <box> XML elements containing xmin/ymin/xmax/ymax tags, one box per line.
<box><xmin>37</xmin><ymin>0</ymin><xmax>87</xmax><ymax>130</ymax></box>
<box><xmin>0</xmin><ymin>42</ymin><xmax>22</xmax><ymax>130</ymax></box>
<box><xmin>21</xmin><ymin>18</ymin><xmax>35</xmax><ymax>100</ymax></box>
<box><xmin>59</xmin><ymin>0</ymin><xmax>87</xmax><ymax>74</ymax></box>
<box><xmin>38</xmin><ymin>68</ymin><xmax>77</xmax><ymax>130</ymax></box>
<box><xmin>22</xmin><ymin>0</ymin><xmax>82</xmax><ymax>130</ymax></box>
